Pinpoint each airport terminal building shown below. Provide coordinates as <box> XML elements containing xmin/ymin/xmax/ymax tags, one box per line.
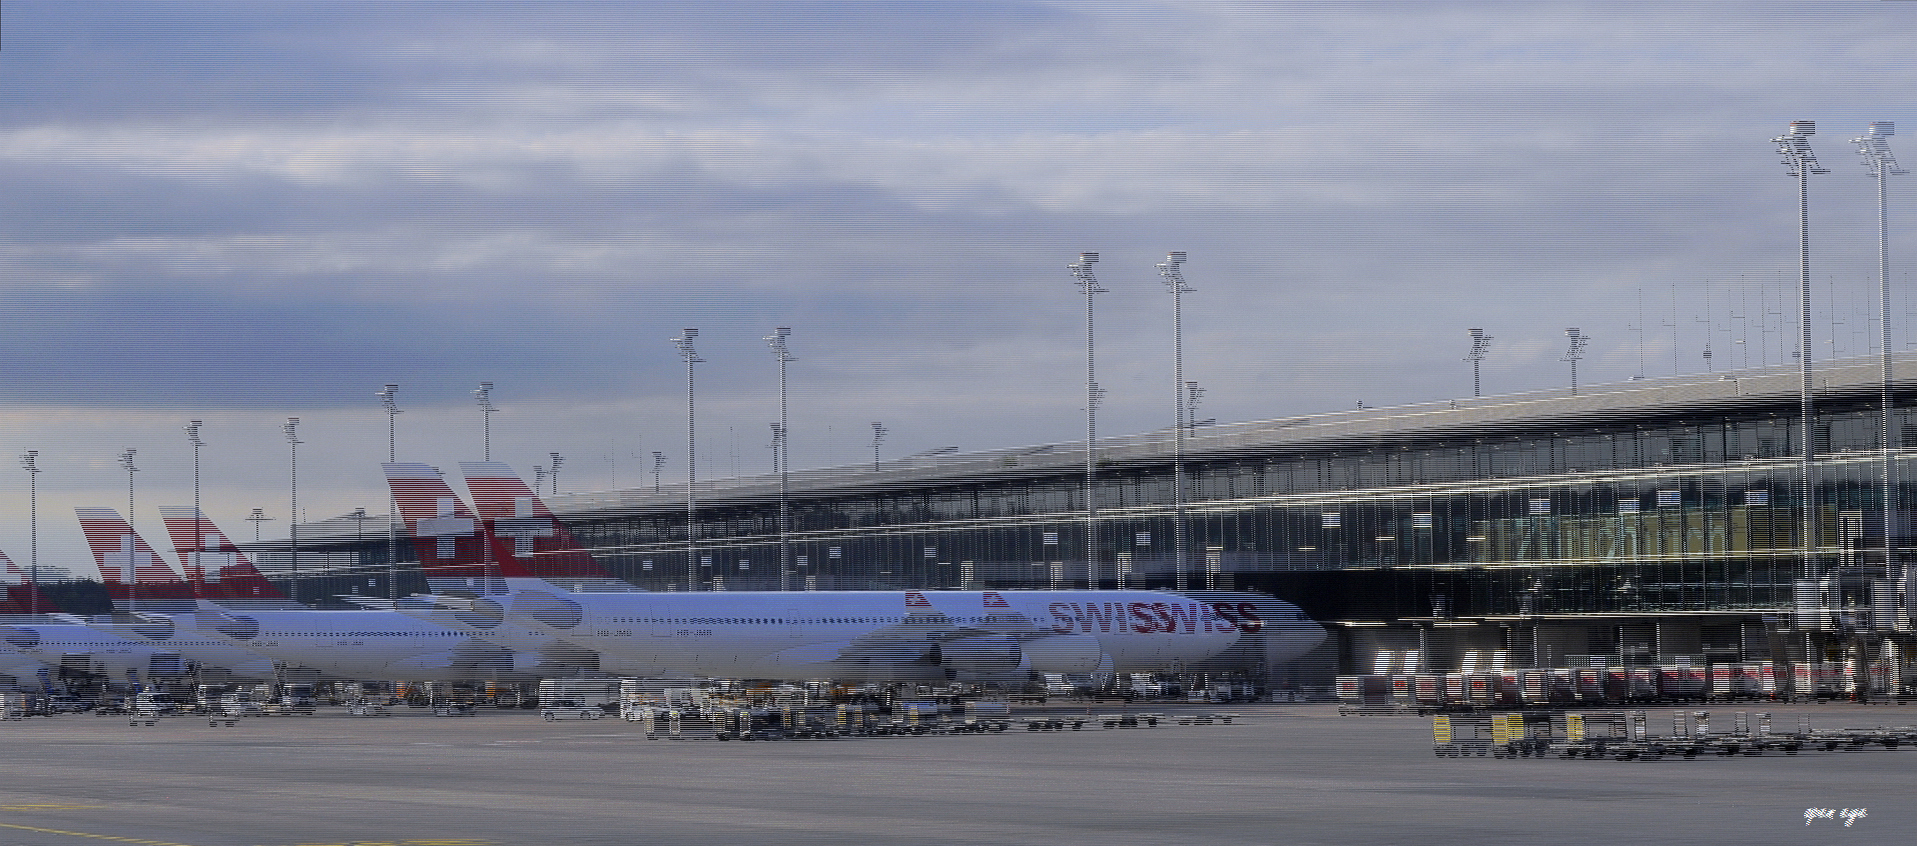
<box><xmin>275</xmin><ymin>356</ymin><xmax>1917</xmax><ymax>691</ymax></box>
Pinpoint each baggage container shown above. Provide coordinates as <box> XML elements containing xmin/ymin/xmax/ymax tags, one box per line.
<box><xmin>1626</xmin><ymin>668</ymin><xmax>1658</xmax><ymax>700</ymax></box>
<box><xmin>1656</xmin><ymin>665</ymin><xmax>1707</xmax><ymax>700</ymax></box>
<box><xmin>1465</xmin><ymin>673</ymin><xmax>1499</xmax><ymax>707</ymax></box>
<box><xmin>1335</xmin><ymin>675</ymin><xmax>1389</xmax><ymax>704</ymax></box>
<box><xmin>1600</xmin><ymin>669</ymin><xmax>1631</xmax><ymax>702</ymax></box>
<box><xmin>1442</xmin><ymin>674</ymin><xmax>1469</xmax><ymax>707</ymax></box>
<box><xmin>1572</xmin><ymin>669</ymin><xmax>1605</xmax><ymax>703</ymax></box>
<box><xmin>1495</xmin><ymin>672</ymin><xmax>1523</xmax><ymax>706</ymax></box>
<box><xmin>1517</xmin><ymin>671</ymin><xmax>1553</xmax><ymax>706</ymax></box>
<box><xmin>1413</xmin><ymin>674</ymin><xmax>1446</xmax><ymax>707</ymax></box>
<box><xmin>1389</xmin><ymin>675</ymin><xmax>1416</xmax><ymax>705</ymax></box>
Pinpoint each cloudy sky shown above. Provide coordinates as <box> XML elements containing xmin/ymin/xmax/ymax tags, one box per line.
<box><xmin>2</xmin><ymin>1</ymin><xmax>1915</xmax><ymax>578</ymax></box>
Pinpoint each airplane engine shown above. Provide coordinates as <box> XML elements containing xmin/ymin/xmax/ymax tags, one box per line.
<box><xmin>392</xmin><ymin>651</ymin><xmax>461</xmax><ymax>675</ymax></box>
<box><xmin>130</xmin><ymin>618</ymin><xmax>175</xmax><ymax>641</ymax></box>
<box><xmin>195</xmin><ymin>612</ymin><xmax>259</xmax><ymax>641</ymax></box>
<box><xmin>508</xmin><ymin>592</ymin><xmax>583</xmax><ymax>630</ymax></box>
<box><xmin>455</xmin><ymin>598</ymin><xmax>505</xmax><ymax>630</ymax></box>
<box><xmin>515</xmin><ymin>641</ymin><xmax>600</xmax><ymax>676</ymax></box>
<box><xmin>934</xmin><ymin>634</ymin><xmax>1023</xmax><ymax>676</ymax></box>
<box><xmin>1021</xmin><ymin>633</ymin><xmax>1109</xmax><ymax>674</ymax></box>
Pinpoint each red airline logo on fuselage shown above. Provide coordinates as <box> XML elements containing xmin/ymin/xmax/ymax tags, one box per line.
<box><xmin>1045</xmin><ymin>601</ymin><xmax>1264</xmax><ymax>635</ymax></box>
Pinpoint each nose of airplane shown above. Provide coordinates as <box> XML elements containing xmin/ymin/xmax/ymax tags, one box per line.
<box><xmin>1266</xmin><ymin>617</ymin><xmax>1328</xmax><ymax>664</ymax></box>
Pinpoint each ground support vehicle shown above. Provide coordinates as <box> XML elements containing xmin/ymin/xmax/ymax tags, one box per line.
<box><xmin>347</xmin><ymin>703</ymin><xmax>390</xmax><ymax>717</ymax></box>
<box><xmin>541</xmin><ymin>701</ymin><xmax>604</xmax><ymax>721</ymax></box>
<box><xmin>1431</xmin><ymin>712</ymin><xmax>1555</xmax><ymax>758</ymax></box>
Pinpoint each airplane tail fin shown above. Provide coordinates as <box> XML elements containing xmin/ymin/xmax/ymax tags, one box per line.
<box><xmin>155</xmin><ymin>506</ymin><xmax>294</xmax><ymax>605</ymax></box>
<box><xmin>74</xmin><ymin>507</ymin><xmax>196</xmax><ymax>612</ymax></box>
<box><xmin>0</xmin><ymin>547</ymin><xmax>62</xmax><ymax>615</ymax></box>
<box><xmin>382</xmin><ymin>462</ymin><xmax>499</xmax><ymax>594</ymax></box>
<box><xmin>458</xmin><ymin>461</ymin><xmax>626</xmax><ymax>588</ymax></box>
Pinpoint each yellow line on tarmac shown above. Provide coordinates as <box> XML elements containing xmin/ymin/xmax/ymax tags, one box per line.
<box><xmin>255</xmin><ymin>841</ymin><xmax>492</xmax><ymax>846</ymax></box>
<box><xmin>2</xmin><ymin>805</ymin><xmax>108</xmax><ymax>812</ymax></box>
<box><xmin>0</xmin><ymin>821</ymin><xmax>205</xmax><ymax>846</ymax></box>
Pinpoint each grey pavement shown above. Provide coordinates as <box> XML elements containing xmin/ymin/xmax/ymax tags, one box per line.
<box><xmin>0</xmin><ymin>701</ymin><xmax>1909</xmax><ymax>846</ymax></box>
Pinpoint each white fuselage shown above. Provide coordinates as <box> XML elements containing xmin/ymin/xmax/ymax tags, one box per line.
<box><xmin>184</xmin><ymin>608</ymin><xmax>528</xmax><ymax>682</ymax></box>
<box><xmin>2</xmin><ymin>622</ymin><xmax>171</xmax><ymax>686</ymax></box>
<box><xmin>421</xmin><ymin>589</ymin><xmax>1315</xmax><ymax>683</ymax></box>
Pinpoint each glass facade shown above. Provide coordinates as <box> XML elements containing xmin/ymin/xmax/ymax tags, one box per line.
<box><xmin>541</xmin><ymin>397</ymin><xmax>1911</xmax><ymax>618</ymax></box>
<box><xmin>269</xmin><ymin>371</ymin><xmax>1917</xmax><ymax>678</ymax></box>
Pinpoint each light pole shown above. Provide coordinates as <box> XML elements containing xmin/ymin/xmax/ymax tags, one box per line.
<box><xmin>549</xmin><ymin>452</ymin><xmax>564</xmax><ymax>497</ymax></box>
<box><xmin>1563</xmin><ymin>328</ymin><xmax>1590</xmax><ymax>396</ymax></box>
<box><xmin>119</xmin><ymin>448</ymin><xmax>137</xmax><ymax>613</ymax></box>
<box><xmin>1853</xmin><ymin>122</ymin><xmax>1906</xmax><ymax>580</ymax></box>
<box><xmin>1158</xmin><ymin>252</ymin><xmax>1192</xmax><ymax>591</ymax></box>
<box><xmin>378</xmin><ymin>383</ymin><xmax>401</xmax><ymax>602</ymax></box>
<box><xmin>533</xmin><ymin>465</ymin><xmax>546</xmax><ymax>496</ymax></box>
<box><xmin>1775</xmin><ymin>120</ymin><xmax>1828</xmax><ymax>580</ymax></box>
<box><xmin>652</xmin><ymin>451</ymin><xmax>665</xmax><ymax>494</ymax></box>
<box><xmin>283</xmin><ymin>418</ymin><xmax>302</xmax><ymax>603</ymax></box>
<box><xmin>474</xmin><ymin>382</ymin><xmax>497</xmax><ymax>461</ymax></box>
<box><xmin>247</xmin><ymin>508</ymin><xmax>271</xmax><ymax>543</ymax></box>
<box><xmin>185</xmin><ymin>420</ymin><xmax>205</xmax><ymax>584</ymax></box>
<box><xmin>673</xmin><ymin>328</ymin><xmax>703</xmax><ymax>590</ymax></box>
<box><xmin>1070</xmin><ymin>252</ymin><xmax>1106</xmax><ymax>590</ymax></box>
<box><xmin>870</xmin><ymin>422</ymin><xmax>887</xmax><ymax>471</ymax></box>
<box><xmin>1466</xmin><ymin>328</ymin><xmax>1493</xmax><ymax>398</ymax></box>
<box><xmin>766</xmin><ymin>327</ymin><xmax>795</xmax><ymax>591</ymax></box>
<box><xmin>19</xmin><ymin>451</ymin><xmax>37</xmax><ymax>615</ymax></box>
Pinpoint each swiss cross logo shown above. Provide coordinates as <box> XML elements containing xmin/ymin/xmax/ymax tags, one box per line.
<box><xmin>905</xmin><ymin>591</ymin><xmax>931</xmax><ymax>608</ymax></box>
<box><xmin>982</xmin><ymin>591</ymin><xmax>1009</xmax><ymax>608</ymax></box>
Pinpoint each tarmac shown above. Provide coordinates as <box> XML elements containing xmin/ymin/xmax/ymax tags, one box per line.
<box><xmin>1</xmin><ymin>699</ymin><xmax>1913</xmax><ymax>846</ymax></box>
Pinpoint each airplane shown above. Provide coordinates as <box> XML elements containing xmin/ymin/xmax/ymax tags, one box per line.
<box><xmin>0</xmin><ymin>570</ymin><xmax>175</xmax><ymax>692</ymax></box>
<box><xmin>0</xmin><ymin>550</ymin><xmax>68</xmax><ymax>691</ymax></box>
<box><xmin>0</xmin><ymin>547</ymin><xmax>62</xmax><ymax>617</ymax></box>
<box><xmin>135</xmin><ymin>505</ymin><xmax>574</xmax><ymax>683</ymax></box>
<box><xmin>384</xmin><ymin>461</ymin><xmax>1325</xmax><ymax>685</ymax></box>
<box><xmin>70</xmin><ymin>507</ymin><xmax>288</xmax><ymax>682</ymax></box>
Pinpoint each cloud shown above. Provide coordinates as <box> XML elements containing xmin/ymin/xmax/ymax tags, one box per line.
<box><xmin>3</xmin><ymin>1</ymin><xmax>1917</xmax><ymax>573</ymax></box>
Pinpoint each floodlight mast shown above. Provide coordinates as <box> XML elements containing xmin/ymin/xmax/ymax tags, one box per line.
<box><xmin>283</xmin><ymin>419</ymin><xmax>302</xmax><ymax>603</ymax></box>
<box><xmin>1071</xmin><ymin>252</ymin><xmax>1107</xmax><ymax>590</ymax></box>
<box><xmin>1562</xmin><ymin>328</ymin><xmax>1589</xmax><ymax>396</ymax></box>
<box><xmin>1158</xmin><ymin>252</ymin><xmax>1193</xmax><ymax>592</ymax></box>
<box><xmin>378</xmin><ymin>384</ymin><xmax>401</xmax><ymax>602</ymax></box>
<box><xmin>549</xmin><ymin>452</ymin><xmax>564</xmax><ymax>497</ymax></box>
<box><xmin>185</xmin><ymin>420</ymin><xmax>205</xmax><ymax>587</ymax></box>
<box><xmin>673</xmin><ymin>329</ymin><xmax>703</xmax><ymax>590</ymax></box>
<box><xmin>1775</xmin><ymin>120</ymin><xmax>1828</xmax><ymax>581</ymax></box>
<box><xmin>119</xmin><ymin>448</ymin><xmax>137</xmax><ymax>612</ymax></box>
<box><xmin>1854</xmin><ymin>122</ymin><xmax>1906</xmax><ymax>578</ymax></box>
<box><xmin>474</xmin><ymin>382</ymin><xmax>497</xmax><ymax>461</ymax></box>
<box><xmin>766</xmin><ymin>327</ymin><xmax>795</xmax><ymax>592</ymax></box>
<box><xmin>1466</xmin><ymin>329</ymin><xmax>1493</xmax><ymax>398</ymax></box>
<box><xmin>651</xmin><ymin>451</ymin><xmax>665</xmax><ymax>494</ymax></box>
<box><xmin>19</xmin><ymin>451</ymin><xmax>37</xmax><ymax>615</ymax></box>
<box><xmin>871</xmin><ymin>422</ymin><xmax>887</xmax><ymax>471</ymax></box>
<box><xmin>247</xmin><ymin>508</ymin><xmax>271</xmax><ymax>545</ymax></box>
